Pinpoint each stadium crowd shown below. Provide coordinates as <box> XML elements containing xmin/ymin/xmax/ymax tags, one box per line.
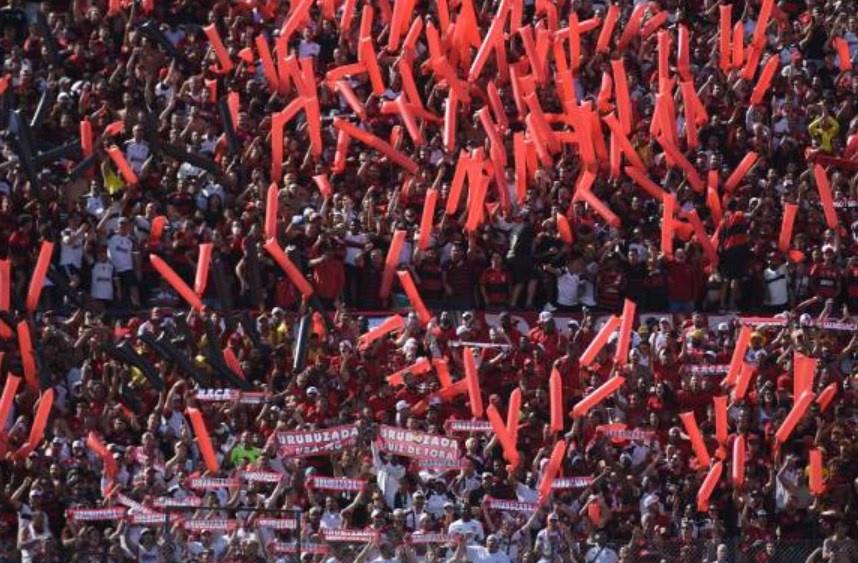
<box><xmin>1</xmin><ymin>0</ymin><xmax>858</xmax><ymax>561</ymax></box>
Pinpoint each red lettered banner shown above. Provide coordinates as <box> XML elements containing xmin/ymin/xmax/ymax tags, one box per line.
<box><xmin>189</xmin><ymin>478</ymin><xmax>241</xmax><ymax>490</ymax></box>
<box><xmin>256</xmin><ymin>518</ymin><xmax>299</xmax><ymax>530</ymax></box>
<box><xmin>183</xmin><ymin>519</ymin><xmax>238</xmax><ymax>532</ymax></box>
<box><xmin>270</xmin><ymin>542</ymin><xmax>328</xmax><ymax>554</ymax></box>
<box><xmin>376</xmin><ymin>425</ymin><xmax>460</xmax><ymax>465</ymax></box>
<box><xmin>276</xmin><ymin>424</ymin><xmax>360</xmax><ymax>458</ymax></box>
<box><xmin>410</xmin><ymin>533</ymin><xmax>454</xmax><ymax>544</ymax></box>
<box><xmin>689</xmin><ymin>365</ymin><xmax>729</xmax><ymax>375</ymax></box>
<box><xmin>67</xmin><ymin>507</ymin><xmax>127</xmax><ymax>521</ymax></box>
<box><xmin>321</xmin><ymin>529</ymin><xmax>379</xmax><ymax>543</ymax></box>
<box><xmin>129</xmin><ymin>512</ymin><xmax>170</xmax><ymax>526</ymax></box>
<box><xmin>486</xmin><ymin>497</ymin><xmax>539</xmax><ymax>512</ymax></box>
<box><xmin>195</xmin><ymin>389</ymin><xmax>271</xmax><ymax>404</ymax></box>
<box><xmin>308</xmin><ymin>476</ymin><xmax>366</xmax><ymax>491</ymax></box>
<box><xmin>598</xmin><ymin>428</ymin><xmax>655</xmax><ymax>442</ymax></box>
<box><xmin>240</xmin><ymin>471</ymin><xmax>282</xmax><ymax>483</ymax></box>
<box><xmin>552</xmin><ymin>477</ymin><xmax>595</xmax><ymax>489</ymax></box>
<box><xmin>152</xmin><ymin>496</ymin><xmax>203</xmax><ymax>509</ymax></box>
<box><xmin>445</xmin><ymin>420</ymin><xmax>492</xmax><ymax>433</ymax></box>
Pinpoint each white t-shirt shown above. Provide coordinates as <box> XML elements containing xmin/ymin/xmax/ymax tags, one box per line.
<box><xmin>124</xmin><ymin>140</ymin><xmax>150</xmax><ymax>175</ymax></box>
<box><xmin>448</xmin><ymin>519</ymin><xmax>484</xmax><ymax>544</ymax></box>
<box><xmin>584</xmin><ymin>545</ymin><xmax>619</xmax><ymax>563</ymax></box>
<box><xmin>763</xmin><ymin>265</ymin><xmax>789</xmax><ymax>306</ymax></box>
<box><xmin>91</xmin><ymin>261</ymin><xmax>114</xmax><ymax>300</ymax></box>
<box><xmin>107</xmin><ymin>234</ymin><xmax>135</xmax><ymax>272</ymax></box>
<box><xmin>556</xmin><ymin>270</ymin><xmax>581</xmax><ymax>306</ymax></box>
<box><xmin>298</xmin><ymin>40</ymin><xmax>320</xmax><ymax>59</ymax></box>
<box><xmin>60</xmin><ymin>228</ymin><xmax>83</xmax><ymax>268</ymax></box>
<box><xmin>467</xmin><ymin>546</ymin><xmax>512</xmax><ymax>563</ymax></box>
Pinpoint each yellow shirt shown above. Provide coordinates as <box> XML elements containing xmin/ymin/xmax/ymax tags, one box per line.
<box><xmin>808</xmin><ymin>116</ymin><xmax>840</xmax><ymax>152</ymax></box>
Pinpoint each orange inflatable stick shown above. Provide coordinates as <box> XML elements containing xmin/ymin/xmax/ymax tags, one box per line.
<box><xmin>487</xmin><ymin>404</ymin><xmax>520</xmax><ymax>468</ymax></box>
<box><xmin>723</xmin><ymin>152</ymin><xmax>758</xmax><ymax>192</ymax></box>
<box><xmin>334</xmin><ymin>80</ymin><xmax>367</xmax><ymax>121</ymax></box>
<box><xmin>572</xmin><ymin>376</ymin><xmax>625</xmax><ymax>417</ymax></box>
<box><xmin>834</xmin><ymin>37</ymin><xmax>852</xmax><ymax>71</ymax></box>
<box><xmin>358</xmin><ymin>315</ymin><xmax>405</xmax><ymax>348</ymax></box>
<box><xmin>550</xmin><ymin>368</ymin><xmax>564</xmax><ymax>432</ymax></box>
<box><xmin>507</xmin><ymin>388</ymin><xmax>522</xmax><ymax>444</ymax></box>
<box><xmin>733</xmin><ymin>362</ymin><xmax>756</xmax><ymax>400</ymax></box>
<box><xmin>396</xmin><ymin>270</ymin><xmax>432</xmax><ymax>325</ymax></box>
<box><xmin>556</xmin><ymin>213</ymin><xmax>574</xmax><ymax>245</ymax></box>
<box><xmin>809</xmin><ymin>448</ymin><xmax>824</xmax><ymax>495</ymax></box>
<box><xmin>751</xmin><ymin>0</ymin><xmax>773</xmax><ymax>49</ymax></box>
<box><xmin>263</xmin><ymin>239</ymin><xmax>315</xmax><ymax>298</ymax></box>
<box><xmin>359</xmin><ymin>38</ymin><xmax>386</xmax><ymax>95</ymax></box>
<box><xmin>107</xmin><ymin>146</ymin><xmax>139</xmax><ymax>186</ymax></box>
<box><xmin>577</xmin><ymin>187</ymin><xmax>621</xmax><ymax>227</ymax></box>
<box><xmin>0</xmin><ymin>375</ymin><xmax>21</xmax><ymax>432</ymax></box>
<box><xmin>87</xmin><ymin>432</ymin><xmax>118</xmax><ymax>478</ymax></box>
<box><xmin>732</xmin><ymin>21</ymin><xmax>744</xmax><ymax>68</ymax></box>
<box><xmin>611</xmin><ymin>59</ymin><xmax>632</xmax><ymax>135</ymax></box>
<box><xmin>433</xmin><ymin>358</ymin><xmax>453</xmax><ymax>389</ymax></box>
<box><xmin>446</xmin><ymin>151</ymin><xmax>471</xmax><ymax>215</ymax></box>
<box><xmin>280</xmin><ymin>0</ymin><xmax>313</xmax><ymax>45</ymax></box>
<box><xmin>80</xmin><ymin>119</ymin><xmax>93</xmax><ymax>158</ymax></box>
<box><xmin>23</xmin><ymin>389</ymin><xmax>54</xmax><ymax>454</ymax></box>
<box><xmin>793</xmin><ymin>352</ymin><xmax>817</xmax><ymax>398</ymax></box>
<box><xmin>379</xmin><ymin>230</ymin><xmax>406</xmax><ymax>300</ymax></box>
<box><xmin>194</xmin><ymin>243</ymin><xmax>213</xmax><ymax>297</ymax></box>
<box><xmin>719</xmin><ymin>5</ymin><xmax>732</xmax><ymax>73</ymax></box>
<box><xmin>222</xmin><ymin>347</ymin><xmax>245</xmax><ymax>380</ymax></box>
<box><xmin>568</xmin><ymin>13</ymin><xmax>581</xmax><ymax>70</ymax></box>
<box><xmin>732</xmin><ymin>434</ymin><xmax>746</xmax><ymax>486</ymax></box>
<box><xmin>596</xmin><ymin>4</ymin><xmax>619</xmax><ymax>54</ymax></box>
<box><xmin>656</xmin><ymin>137</ymin><xmax>705</xmax><ymax>192</ymax></box>
<box><xmin>816</xmin><ymin>382</ymin><xmax>838</xmax><ymax>413</ymax></box>
<box><xmin>387</xmin><ymin>0</ymin><xmax>414</xmax><ymax>51</ymax></box>
<box><xmin>680</xmin><ymin>411</ymin><xmax>712</xmax><ymax>468</ymax></box>
<box><xmin>812</xmin><ymin>164</ymin><xmax>839</xmax><ymax>229</ymax></box>
<box><xmin>697</xmin><ymin>461</ymin><xmax>723</xmax><ymax>511</ymax></box>
<box><xmin>774</xmin><ymin>390</ymin><xmax>814</xmax><ymax>443</ymax></box>
<box><xmin>187</xmin><ymin>408</ymin><xmax>220</xmax><ymax>472</ymax></box>
<box><xmin>537</xmin><ymin>439</ymin><xmax>566</xmax><ymax>504</ymax></box>
<box><xmin>312</xmin><ymin>174</ymin><xmax>333</xmax><ymax>200</ymax></box>
<box><xmin>463</xmin><ymin>347</ymin><xmax>484</xmax><ymax>418</ymax></box>
<box><xmin>723</xmin><ymin>325</ymin><xmax>752</xmax><ymax>387</ymax></box>
<box><xmin>203</xmin><ymin>24</ymin><xmax>234</xmax><ymax>73</ymax></box>
<box><xmin>26</xmin><ymin>242</ymin><xmax>54</xmax><ymax>312</ymax></box>
<box><xmin>640</xmin><ymin>10</ymin><xmax>668</xmax><ymax>39</ymax></box>
<box><xmin>386</xmin><ymin>357</ymin><xmax>432</xmax><ymax>386</ymax></box>
<box><xmin>662</xmin><ymin>195</ymin><xmax>676</xmax><ymax>259</ymax></box>
<box><xmin>395</xmin><ymin>95</ymin><xmax>425</xmax><ymax>145</ymax></box>
<box><xmin>468</xmin><ymin>0</ymin><xmax>511</xmax><ymax>81</ymax></box>
<box><xmin>778</xmin><ymin>203</ymin><xmax>798</xmax><ymax>254</ymax></box>
<box><xmin>333</xmin><ymin>128</ymin><xmax>350</xmax><ymax>174</ymax></box>
<box><xmin>614</xmin><ymin>299</ymin><xmax>637</xmax><ymax>365</ymax></box>
<box><xmin>333</xmin><ymin>119</ymin><xmax>418</xmax><ymax>173</ymax></box>
<box><xmin>418</xmin><ymin>189</ymin><xmax>438</xmax><ymax>250</ymax></box>
<box><xmin>617</xmin><ymin>3</ymin><xmax>646</xmax><ymax>51</ymax></box>
<box><xmin>749</xmin><ymin>55</ymin><xmax>780</xmax><ymax>105</ymax></box>
<box><xmin>264</xmin><ymin>183</ymin><xmax>279</xmax><ymax>241</ymax></box>
<box><xmin>150</xmin><ymin>255</ymin><xmax>204</xmax><ymax>311</ymax></box>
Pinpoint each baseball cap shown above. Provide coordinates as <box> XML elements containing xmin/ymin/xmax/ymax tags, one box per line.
<box><xmin>538</xmin><ymin>311</ymin><xmax>553</xmax><ymax>323</ymax></box>
<box><xmin>396</xmin><ymin>400</ymin><xmax>410</xmax><ymax>411</ymax></box>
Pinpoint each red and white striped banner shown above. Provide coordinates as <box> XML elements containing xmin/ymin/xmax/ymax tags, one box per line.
<box><xmin>195</xmin><ymin>389</ymin><xmax>271</xmax><ymax>404</ymax></box>
<box><xmin>256</xmin><ymin>518</ymin><xmax>299</xmax><ymax>530</ymax></box>
<box><xmin>552</xmin><ymin>477</ymin><xmax>595</xmax><ymax>489</ymax></box>
<box><xmin>689</xmin><ymin>365</ymin><xmax>729</xmax><ymax>375</ymax></box>
<box><xmin>485</xmin><ymin>497</ymin><xmax>538</xmax><ymax>512</ymax></box>
<box><xmin>129</xmin><ymin>512</ymin><xmax>170</xmax><ymax>526</ymax></box>
<box><xmin>598</xmin><ymin>429</ymin><xmax>654</xmax><ymax>442</ymax></box>
<box><xmin>270</xmin><ymin>542</ymin><xmax>328</xmax><ymax>554</ymax></box>
<box><xmin>152</xmin><ymin>496</ymin><xmax>203</xmax><ymax>509</ymax></box>
<box><xmin>444</xmin><ymin>420</ymin><xmax>492</xmax><ymax>433</ymax></box>
<box><xmin>183</xmin><ymin>519</ymin><xmax>238</xmax><ymax>532</ymax></box>
<box><xmin>67</xmin><ymin>507</ymin><xmax>127</xmax><ymax>521</ymax></box>
<box><xmin>240</xmin><ymin>471</ymin><xmax>282</xmax><ymax>483</ymax></box>
<box><xmin>308</xmin><ymin>476</ymin><xmax>366</xmax><ymax>491</ymax></box>
<box><xmin>321</xmin><ymin>529</ymin><xmax>379</xmax><ymax>543</ymax></box>
<box><xmin>410</xmin><ymin>533</ymin><xmax>454</xmax><ymax>544</ymax></box>
<box><xmin>189</xmin><ymin>477</ymin><xmax>241</xmax><ymax>490</ymax></box>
